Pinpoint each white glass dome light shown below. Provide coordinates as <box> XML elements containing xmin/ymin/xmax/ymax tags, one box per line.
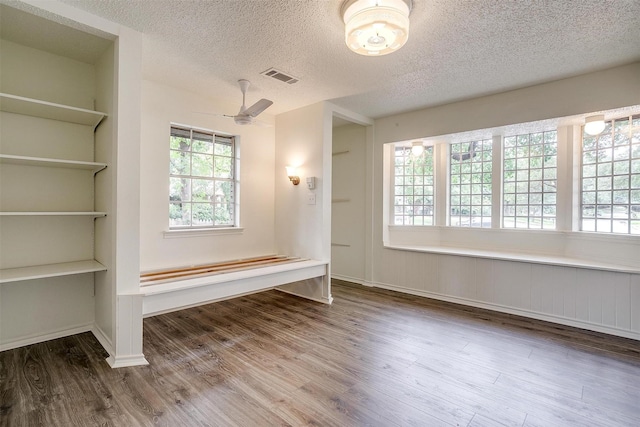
<box><xmin>342</xmin><ymin>0</ymin><xmax>412</xmax><ymax>56</ymax></box>
<box><xmin>411</xmin><ymin>140</ymin><xmax>424</xmax><ymax>156</ymax></box>
<box><xmin>584</xmin><ymin>114</ymin><xmax>606</xmax><ymax>136</ymax></box>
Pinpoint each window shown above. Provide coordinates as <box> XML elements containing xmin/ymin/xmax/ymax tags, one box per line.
<box><xmin>503</xmin><ymin>130</ymin><xmax>557</xmax><ymax>229</ymax></box>
<box><xmin>581</xmin><ymin>115</ymin><xmax>640</xmax><ymax>234</ymax></box>
<box><xmin>449</xmin><ymin>139</ymin><xmax>492</xmax><ymax>227</ymax></box>
<box><xmin>169</xmin><ymin>126</ymin><xmax>237</xmax><ymax>228</ymax></box>
<box><xmin>393</xmin><ymin>144</ymin><xmax>434</xmax><ymax>225</ymax></box>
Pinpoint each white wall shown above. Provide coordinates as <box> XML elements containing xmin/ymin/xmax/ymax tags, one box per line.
<box><xmin>0</xmin><ymin>39</ymin><xmax>98</xmax><ymax>349</ymax></box>
<box><xmin>365</xmin><ymin>62</ymin><xmax>640</xmax><ymax>340</ymax></box>
<box><xmin>331</xmin><ymin>123</ymin><xmax>367</xmax><ymax>282</ymax></box>
<box><xmin>139</xmin><ymin>80</ymin><xmax>276</xmax><ymax>271</ymax></box>
<box><xmin>272</xmin><ymin>102</ymin><xmax>331</xmax><ymax>302</ymax></box>
<box><xmin>375</xmin><ymin>62</ymin><xmax>640</xmax><ymax>144</ymax></box>
<box><xmin>274</xmin><ymin>102</ymin><xmax>328</xmax><ymax>260</ymax></box>
<box><xmin>274</xmin><ymin>102</ymin><xmax>372</xmax><ymax>302</ymax></box>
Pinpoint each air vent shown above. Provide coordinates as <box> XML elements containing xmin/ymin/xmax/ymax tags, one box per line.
<box><xmin>261</xmin><ymin>68</ymin><xmax>299</xmax><ymax>84</ymax></box>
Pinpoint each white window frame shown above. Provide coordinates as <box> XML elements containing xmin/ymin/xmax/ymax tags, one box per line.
<box><xmin>169</xmin><ymin>124</ymin><xmax>239</xmax><ymax>230</ymax></box>
<box><xmin>391</xmin><ymin>143</ymin><xmax>435</xmax><ymax>226</ymax></box>
<box><xmin>449</xmin><ymin>139</ymin><xmax>493</xmax><ymax>228</ymax></box>
<box><xmin>580</xmin><ymin>114</ymin><xmax>640</xmax><ymax>235</ymax></box>
<box><xmin>502</xmin><ymin>130</ymin><xmax>558</xmax><ymax>230</ymax></box>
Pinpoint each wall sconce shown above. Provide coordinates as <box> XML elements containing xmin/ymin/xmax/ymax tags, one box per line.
<box><xmin>286</xmin><ymin>166</ymin><xmax>300</xmax><ymax>185</ymax></box>
<box><xmin>411</xmin><ymin>141</ymin><xmax>425</xmax><ymax>156</ymax></box>
<box><xmin>584</xmin><ymin>114</ymin><xmax>606</xmax><ymax>136</ymax></box>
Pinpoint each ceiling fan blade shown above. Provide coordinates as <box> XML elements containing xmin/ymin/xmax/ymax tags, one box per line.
<box><xmin>243</xmin><ymin>98</ymin><xmax>273</xmax><ymax>117</ymax></box>
<box><xmin>193</xmin><ymin>111</ymin><xmax>234</xmax><ymax>119</ymax></box>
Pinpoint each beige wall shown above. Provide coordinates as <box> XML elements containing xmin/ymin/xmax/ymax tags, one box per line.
<box><xmin>361</xmin><ymin>62</ymin><xmax>640</xmax><ymax>340</ymax></box>
<box><xmin>331</xmin><ymin>123</ymin><xmax>367</xmax><ymax>282</ymax></box>
<box><xmin>139</xmin><ymin>80</ymin><xmax>277</xmax><ymax>271</ymax></box>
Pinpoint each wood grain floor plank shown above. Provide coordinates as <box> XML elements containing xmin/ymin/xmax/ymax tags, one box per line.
<box><xmin>1</xmin><ymin>280</ymin><xmax>639</xmax><ymax>426</ymax></box>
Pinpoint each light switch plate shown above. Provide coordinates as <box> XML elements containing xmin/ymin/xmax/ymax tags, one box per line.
<box><xmin>307</xmin><ymin>193</ymin><xmax>316</xmax><ymax>205</ymax></box>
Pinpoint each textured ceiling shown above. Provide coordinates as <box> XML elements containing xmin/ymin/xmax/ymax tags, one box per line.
<box><xmin>12</xmin><ymin>0</ymin><xmax>640</xmax><ymax>118</ymax></box>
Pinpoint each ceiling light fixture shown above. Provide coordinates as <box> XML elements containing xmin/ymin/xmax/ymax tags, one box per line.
<box><xmin>342</xmin><ymin>0</ymin><xmax>412</xmax><ymax>56</ymax></box>
<box><xmin>411</xmin><ymin>141</ymin><xmax>424</xmax><ymax>156</ymax></box>
<box><xmin>584</xmin><ymin>114</ymin><xmax>606</xmax><ymax>136</ymax></box>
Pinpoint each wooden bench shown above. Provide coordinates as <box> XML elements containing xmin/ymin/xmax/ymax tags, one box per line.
<box><xmin>139</xmin><ymin>255</ymin><xmax>331</xmax><ymax>317</ymax></box>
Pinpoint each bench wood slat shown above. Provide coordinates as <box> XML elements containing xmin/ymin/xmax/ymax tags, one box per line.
<box><xmin>140</xmin><ymin>256</ymin><xmax>301</xmax><ymax>285</ymax></box>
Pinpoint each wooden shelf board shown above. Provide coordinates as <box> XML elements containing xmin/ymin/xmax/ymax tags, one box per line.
<box><xmin>0</xmin><ymin>93</ymin><xmax>106</xmax><ymax>128</ymax></box>
<box><xmin>0</xmin><ymin>154</ymin><xmax>106</xmax><ymax>173</ymax></box>
<box><xmin>0</xmin><ymin>211</ymin><xmax>107</xmax><ymax>217</ymax></box>
<box><xmin>0</xmin><ymin>260</ymin><xmax>106</xmax><ymax>284</ymax></box>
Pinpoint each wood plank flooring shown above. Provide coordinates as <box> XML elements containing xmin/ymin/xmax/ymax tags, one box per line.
<box><xmin>1</xmin><ymin>280</ymin><xmax>640</xmax><ymax>426</ymax></box>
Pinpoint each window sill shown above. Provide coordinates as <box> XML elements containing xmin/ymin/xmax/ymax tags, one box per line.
<box><xmin>163</xmin><ymin>227</ymin><xmax>244</xmax><ymax>239</ymax></box>
<box><xmin>384</xmin><ymin>243</ymin><xmax>640</xmax><ymax>274</ymax></box>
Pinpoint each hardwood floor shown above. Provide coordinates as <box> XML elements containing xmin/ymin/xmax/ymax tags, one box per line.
<box><xmin>2</xmin><ymin>280</ymin><xmax>640</xmax><ymax>426</ymax></box>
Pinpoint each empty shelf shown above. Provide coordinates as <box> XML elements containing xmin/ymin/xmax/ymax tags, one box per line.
<box><xmin>0</xmin><ymin>154</ymin><xmax>106</xmax><ymax>173</ymax></box>
<box><xmin>0</xmin><ymin>93</ymin><xmax>106</xmax><ymax>128</ymax></box>
<box><xmin>0</xmin><ymin>260</ymin><xmax>107</xmax><ymax>284</ymax></box>
<box><xmin>0</xmin><ymin>212</ymin><xmax>107</xmax><ymax>217</ymax></box>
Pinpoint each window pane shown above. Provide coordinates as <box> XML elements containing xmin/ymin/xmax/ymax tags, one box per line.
<box><xmin>169</xmin><ymin>126</ymin><xmax>237</xmax><ymax>228</ymax></box>
<box><xmin>192</xmin><ymin>203</ymin><xmax>214</xmax><ymax>226</ymax></box>
<box><xmin>581</xmin><ymin>115</ymin><xmax>640</xmax><ymax>234</ymax></box>
<box><xmin>192</xmin><ymin>131</ymin><xmax>213</xmax><ymax>153</ymax></box>
<box><xmin>392</xmin><ymin>145</ymin><xmax>434</xmax><ymax>226</ymax></box>
<box><xmin>214</xmin><ymin>156</ymin><xmax>233</xmax><ymax>179</ymax></box>
<box><xmin>170</xmin><ymin>130</ymin><xmax>191</xmax><ymax>150</ymax></box>
<box><xmin>192</xmin><ymin>179</ymin><xmax>214</xmax><ymax>202</ymax></box>
<box><xmin>214</xmin><ymin>137</ymin><xmax>233</xmax><ymax>157</ymax></box>
<box><xmin>192</xmin><ymin>153</ymin><xmax>214</xmax><ymax>177</ymax></box>
<box><xmin>170</xmin><ymin>150</ymin><xmax>191</xmax><ymax>175</ymax></box>
<box><xmin>215</xmin><ymin>204</ymin><xmax>233</xmax><ymax>225</ymax></box>
<box><xmin>503</xmin><ymin>130</ymin><xmax>557</xmax><ymax>230</ymax></box>
<box><xmin>169</xmin><ymin>202</ymin><xmax>191</xmax><ymax>227</ymax></box>
<box><xmin>448</xmin><ymin>139</ymin><xmax>492</xmax><ymax>228</ymax></box>
<box><xmin>170</xmin><ymin>177</ymin><xmax>191</xmax><ymax>202</ymax></box>
<box><xmin>215</xmin><ymin>181</ymin><xmax>234</xmax><ymax>204</ymax></box>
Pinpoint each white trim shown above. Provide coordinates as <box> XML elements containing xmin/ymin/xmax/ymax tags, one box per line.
<box><xmin>0</xmin><ymin>323</ymin><xmax>92</xmax><ymax>352</ymax></box>
<box><xmin>331</xmin><ymin>273</ymin><xmax>366</xmax><ymax>285</ymax></box>
<box><xmin>90</xmin><ymin>324</ymin><xmax>113</xmax><ymax>357</ymax></box>
<box><xmin>367</xmin><ymin>280</ymin><xmax>640</xmax><ymax>341</ymax></box>
<box><xmin>106</xmin><ymin>354</ymin><xmax>149</xmax><ymax>368</ymax></box>
<box><xmin>384</xmin><ymin>243</ymin><xmax>640</xmax><ymax>274</ymax></box>
<box><xmin>163</xmin><ymin>227</ymin><xmax>244</xmax><ymax>238</ymax></box>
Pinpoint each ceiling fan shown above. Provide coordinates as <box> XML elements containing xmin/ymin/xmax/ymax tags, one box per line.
<box><xmin>198</xmin><ymin>79</ymin><xmax>273</xmax><ymax>126</ymax></box>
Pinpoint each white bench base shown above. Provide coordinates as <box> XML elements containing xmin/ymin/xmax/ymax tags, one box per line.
<box><xmin>140</xmin><ymin>259</ymin><xmax>330</xmax><ymax>317</ymax></box>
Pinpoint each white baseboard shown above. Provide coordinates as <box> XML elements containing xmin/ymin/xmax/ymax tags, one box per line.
<box><xmin>331</xmin><ymin>274</ymin><xmax>366</xmax><ymax>285</ymax></box>
<box><xmin>0</xmin><ymin>323</ymin><xmax>93</xmax><ymax>352</ymax></box>
<box><xmin>90</xmin><ymin>324</ymin><xmax>113</xmax><ymax>357</ymax></box>
<box><xmin>106</xmin><ymin>354</ymin><xmax>149</xmax><ymax>368</ymax></box>
<box><xmin>368</xmin><ymin>281</ymin><xmax>640</xmax><ymax>341</ymax></box>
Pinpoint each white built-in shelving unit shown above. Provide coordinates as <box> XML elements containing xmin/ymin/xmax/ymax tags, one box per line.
<box><xmin>0</xmin><ymin>93</ymin><xmax>108</xmax><ymax>283</ymax></box>
<box><xmin>0</xmin><ymin>3</ymin><xmax>118</xmax><ymax>353</ymax></box>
